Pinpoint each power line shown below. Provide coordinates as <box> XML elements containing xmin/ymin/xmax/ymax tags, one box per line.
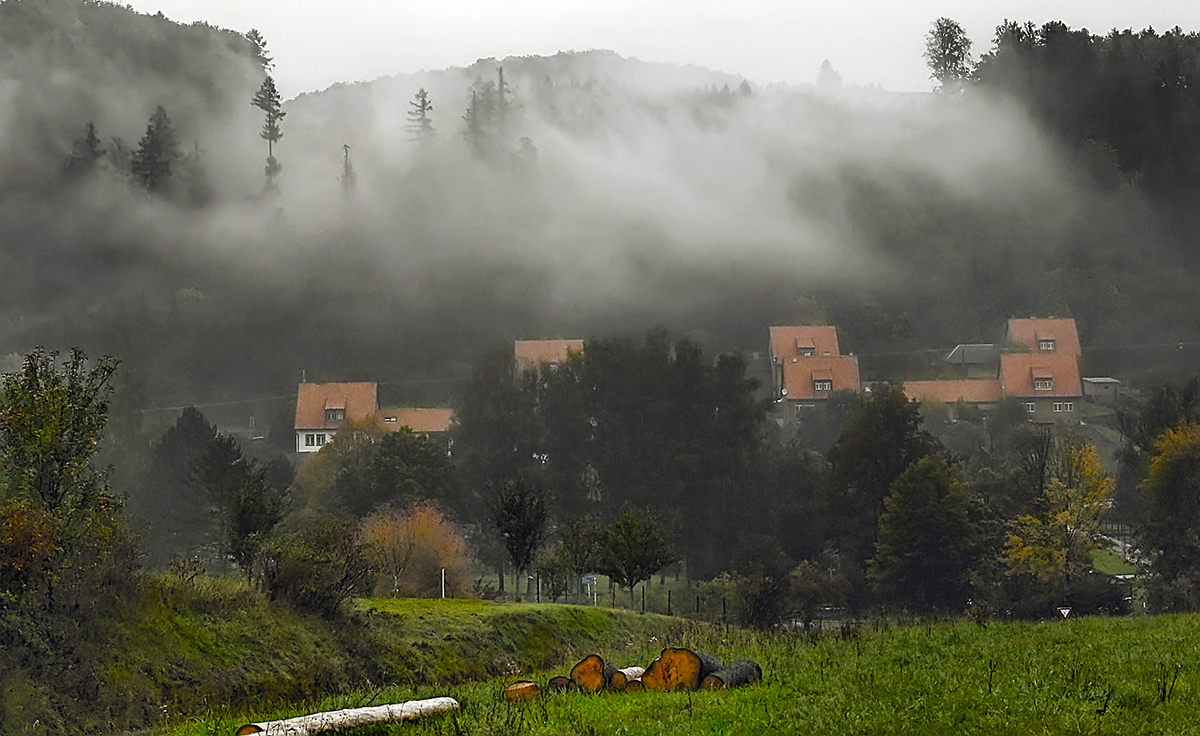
<box><xmin>136</xmin><ymin>375</ymin><xmax>471</xmax><ymax>414</ymax></box>
<box><xmin>138</xmin><ymin>394</ymin><xmax>291</xmax><ymax>414</ymax></box>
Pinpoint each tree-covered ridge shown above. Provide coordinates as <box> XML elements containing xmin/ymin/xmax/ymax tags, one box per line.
<box><xmin>0</xmin><ymin>0</ymin><xmax>263</xmax><ymax>171</ymax></box>
<box><xmin>971</xmin><ymin>22</ymin><xmax>1200</xmax><ymax>201</ymax></box>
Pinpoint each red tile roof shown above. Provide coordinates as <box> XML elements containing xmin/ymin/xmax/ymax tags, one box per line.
<box><xmin>770</xmin><ymin>325</ymin><xmax>842</xmax><ymax>361</ymax></box>
<box><xmin>379</xmin><ymin>407</ymin><xmax>454</xmax><ymax>434</ymax></box>
<box><xmin>295</xmin><ymin>382</ymin><xmax>378</xmax><ymax>430</ymax></box>
<box><xmin>781</xmin><ymin>355</ymin><xmax>860</xmax><ymax>399</ymax></box>
<box><xmin>515</xmin><ymin>339</ymin><xmax>585</xmax><ymax>369</ymax></box>
<box><xmin>1007</xmin><ymin>318</ymin><xmax>1081</xmax><ymax>356</ymax></box>
<box><xmin>1000</xmin><ymin>353</ymin><xmax>1082</xmax><ymax>398</ymax></box>
<box><xmin>903</xmin><ymin>380</ymin><xmax>1003</xmax><ymax>405</ymax></box>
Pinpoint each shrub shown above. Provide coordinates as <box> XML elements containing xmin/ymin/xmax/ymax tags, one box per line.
<box><xmin>262</xmin><ymin>518</ymin><xmax>371</xmax><ymax>618</ymax></box>
<box><xmin>362</xmin><ymin>503</ymin><xmax>474</xmax><ymax>598</ymax></box>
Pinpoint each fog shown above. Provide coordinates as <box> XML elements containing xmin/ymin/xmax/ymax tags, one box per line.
<box><xmin>0</xmin><ymin>3</ymin><xmax>1184</xmax><ymax>420</ymax></box>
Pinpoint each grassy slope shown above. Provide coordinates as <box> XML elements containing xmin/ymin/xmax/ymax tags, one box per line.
<box><xmin>4</xmin><ymin>577</ymin><xmax>690</xmax><ymax>735</ymax></box>
<box><xmin>174</xmin><ymin>614</ymin><xmax>1199</xmax><ymax>735</ymax></box>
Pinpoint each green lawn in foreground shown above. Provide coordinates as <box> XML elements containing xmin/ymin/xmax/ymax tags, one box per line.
<box><xmin>172</xmin><ymin>612</ymin><xmax>1198</xmax><ymax>735</ymax></box>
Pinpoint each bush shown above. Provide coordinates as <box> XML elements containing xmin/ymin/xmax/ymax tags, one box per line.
<box><xmin>361</xmin><ymin>503</ymin><xmax>475</xmax><ymax>599</ymax></box>
<box><xmin>262</xmin><ymin>518</ymin><xmax>371</xmax><ymax>618</ymax></box>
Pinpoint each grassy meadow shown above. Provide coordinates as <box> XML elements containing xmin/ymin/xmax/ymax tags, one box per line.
<box><xmin>167</xmin><ymin>609</ymin><xmax>1199</xmax><ymax>736</ymax></box>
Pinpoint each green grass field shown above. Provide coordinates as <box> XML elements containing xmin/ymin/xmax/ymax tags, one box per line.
<box><xmin>168</xmin><ymin>609</ymin><xmax>1200</xmax><ymax>736</ymax></box>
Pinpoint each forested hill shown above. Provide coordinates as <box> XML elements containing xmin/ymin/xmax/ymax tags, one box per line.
<box><xmin>0</xmin><ymin>0</ymin><xmax>263</xmax><ymax>190</ymax></box>
<box><xmin>974</xmin><ymin>23</ymin><xmax>1200</xmax><ymax>206</ymax></box>
<box><xmin>0</xmin><ymin>0</ymin><xmax>1199</xmax><ymax>416</ymax></box>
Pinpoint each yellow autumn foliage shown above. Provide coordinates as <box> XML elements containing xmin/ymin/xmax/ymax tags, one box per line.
<box><xmin>1003</xmin><ymin>441</ymin><xmax>1114</xmax><ymax>598</ymax></box>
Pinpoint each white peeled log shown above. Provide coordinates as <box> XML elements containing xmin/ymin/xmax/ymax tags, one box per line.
<box><xmin>234</xmin><ymin>696</ymin><xmax>459</xmax><ymax>735</ymax></box>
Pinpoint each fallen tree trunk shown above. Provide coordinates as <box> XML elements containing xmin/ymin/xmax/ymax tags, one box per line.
<box><xmin>569</xmin><ymin>653</ymin><xmax>617</xmax><ymax>694</ymax></box>
<box><xmin>641</xmin><ymin>648</ymin><xmax>721</xmax><ymax>692</ymax></box>
<box><xmin>701</xmin><ymin>660</ymin><xmax>763</xmax><ymax>690</ymax></box>
<box><xmin>234</xmin><ymin>697</ymin><xmax>459</xmax><ymax>736</ymax></box>
<box><xmin>609</xmin><ymin>666</ymin><xmax>645</xmax><ymax>691</ymax></box>
<box><xmin>503</xmin><ymin>681</ymin><xmax>541</xmax><ymax>702</ymax></box>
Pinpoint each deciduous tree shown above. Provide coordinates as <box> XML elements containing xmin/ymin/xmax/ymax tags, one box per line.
<box><xmin>490</xmin><ymin>476</ymin><xmax>550</xmax><ymax>595</ymax></box>
<box><xmin>1140</xmin><ymin>424</ymin><xmax>1200</xmax><ymax>609</ymax></box>
<box><xmin>595</xmin><ymin>506</ymin><xmax>677</xmax><ymax>607</ymax></box>
<box><xmin>925</xmin><ymin>17</ymin><xmax>973</xmax><ymax>93</ymax></box>
<box><xmin>869</xmin><ymin>455</ymin><xmax>982</xmax><ymax>611</ymax></box>
<box><xmin>1004</xmin><ymin>440</ymin><xmax>1113</xmax><ymax>604</ymax></box>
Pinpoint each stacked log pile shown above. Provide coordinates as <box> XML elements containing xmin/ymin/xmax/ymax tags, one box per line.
<box><xmin>502</xmin><ymin>647</ymin><xmax>761</xmax><ymax>702</ymax></box>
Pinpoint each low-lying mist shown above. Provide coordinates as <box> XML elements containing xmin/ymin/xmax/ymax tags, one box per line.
<box><xmin>0</xmin><ymin>4</ymin><xmax>1192</xmax><ymax>417</ymax></box>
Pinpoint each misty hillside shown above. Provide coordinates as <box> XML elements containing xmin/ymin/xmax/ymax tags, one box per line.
<box><xmin>1</xmin><ymin>0</ymin><xmax>1199</xmax><ymax>420</ymax></box>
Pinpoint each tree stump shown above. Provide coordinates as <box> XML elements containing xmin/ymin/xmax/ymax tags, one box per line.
<box><xmin>546</xmin><ymin>675</ymin><xmax>578</xmax><ymax>693</ymax></box>
<box><xmin>503</xmin><ymin>681</ymin><xmax>541</xmax><ymax>702</ymax></box>
<box><xmin>641</xmin><ymin>648</ymin><xmax>720</xmax><ymax>692</ymax></box>
<box><xmin>569</xmin><ymin>653</ymin><xmax>617</xmax><ymax>694</ymax></box>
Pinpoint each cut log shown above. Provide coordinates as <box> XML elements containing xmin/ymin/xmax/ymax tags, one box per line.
<box><xmin>701</xmin><ymin>660</ymin><xmax>763</xmax><ymax>690</ymax></box>
<box><xmin>546</xmin><ymin>675</ymin><xmax>578</xmax><ymax>693</ymax></box>
<box><xmin>609</xmin><ymin>666</ymin><xmax>645</xmax><ymax>691</ymax></box>
<box><xmin>234</xmin><ymin>697</ymin><xmax>458</xmax><ymax>736</ymax></box>
<box><xmin>641</xmin><ymin>648</ymin><xmax>719</xmax><ymax>692</ymax></box>
<box><xmin>697</xmin><ymin>652</ymin><xmax>722</xmax><ymax>683</ymax></box>
<box><xmin>569</xmin><ymin>653</ymin><xmax>617</xmax><ymax>694</ymax></box>
<box><xmin>624</xmin><ymin>678</ymin><xmax>646</xmax><ymax>693</ymax></box>
<box><xmin>503</xmin><ymin>681</ymin><xmax>541</xmax><ymax>702</ymax></box>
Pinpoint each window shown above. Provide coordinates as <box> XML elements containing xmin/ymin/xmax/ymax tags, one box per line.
<box><xmin>305</xmin><ymin>433</ymin><xmax>316</xmax><ymax>446</ymax></box>
<box><xmin>813</xmin><ymin>380</ymin><xmax>833</xmax><ymax>392</ymax></box>
<box><xmin>1034</xmin><ymin>378</ymin><xmax>1053</xmax><ymax>391</ymax></box>
<box><xmin>799</xmin><ymin>348</ymin><xmax>815</xmax><ymax>357</ymax></box>
<box><xmin>384</xmin><ymin>416</ymin><xmax>397</xmax><ymax>423</ymax></box>
<box><xmin>316</xmin><ymin>433</ymin><xmax>327</xmax><ymax>446</ymax></box>
<box><xmin>1025</xmin><ymin>402</ymin><xmax>1036</xmax><ymax>413</ymax></box>
<box><xmin>1039</xmin><ymin>339</ymin><xmax>1056</xmax><ymax>351</ymax></box>
<box><xmin>1053</xmin><ymin>402</ymin><xmax>1063</xmax><ymax>412</ymax></box>
<box><xmin>325</xmin><ymin>408</ymin><xmax>345</xmax><ymax>423</ymax></box>
<box><xmin>1064</xmin><ymin>402</ymin><xmax>1074</xmax><ymax>412</ymax></box>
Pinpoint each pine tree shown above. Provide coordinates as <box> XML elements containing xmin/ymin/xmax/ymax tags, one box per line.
<box><xmin>130</xmin><ymin>106</ymin><xmax>180</xmax><ymax>193</ymax></box>
<box><xmin>406</xmin><ymin>87</ymin><xmax>436</xmax><ymax>142</ymax></box>
<box><xmin>251</xmin><ymin>75</ymin><xmax>286</xmax><ymax>191</ymax></box>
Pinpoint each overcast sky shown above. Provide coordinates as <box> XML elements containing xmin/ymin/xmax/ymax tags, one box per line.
<box><xmin>126</xmin><ymin>1</ymin><xmax>1200</xmax><ymax>98</ymax></box>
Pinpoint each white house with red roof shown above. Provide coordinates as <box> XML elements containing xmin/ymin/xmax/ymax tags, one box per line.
<box><xmin>294</xmin><ymin>381</ymin><xmax>453</xmax><ymax>453</ymax></box>
<box><xmin>900</xmin><ymin>317</ymin><xmax>1084</xmax><ymax>423</ymax></box>
<box><xmin>768</xmin><ymin>325</ymin><xmax>861</xmax><ymax>421</ymax></box>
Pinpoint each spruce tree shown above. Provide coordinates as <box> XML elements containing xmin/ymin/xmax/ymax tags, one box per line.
<box><xmin>406</xmin><ymin>87</ymin><xmax>436</xmax><ymax>142</ymax></box>
<box><xmin>252</xmin><ymin>75</ymin><xmax>285</xmax><ymax>192</ymax></box>
<box><xmin>130</xmin><ymin>106</ymin><xmax>180</xmax><ymax>193</ymax></box>
<box><xmin>66</xmin><ymin>121</ymin><xmax>105</xmax><ymax>177</ymax></box>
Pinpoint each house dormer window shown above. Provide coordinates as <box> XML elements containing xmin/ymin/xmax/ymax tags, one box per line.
<box><xmin>1039</xmin><ymin>339</ymin><xmax>1055</xmax><ymax>351</ymax></box>
<box><xmin>813</xmin><ymin>380</ymin><xmax>833</xmax><ymax>392</ymax></box>
<box><xmin>326</xmin><ymin>408</ymin><xmax>345</xmax><ymax>423</ymax></box>
<box><xmin>800</xmin><ymin>348</ymin><xmax>815</xmax><ymax>357</ymax></box>
<box><xmin>1034</xmin><ymin>378</ymin><xmax>1053</xmax><ymax>391</ymax></box>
